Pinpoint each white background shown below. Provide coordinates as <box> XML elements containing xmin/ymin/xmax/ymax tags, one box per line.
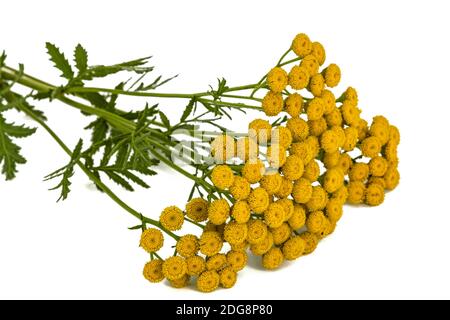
<box><xmin>1</xmin><ymin>0</ymin><xmax>449</xmax><ymax>299</ymax></box>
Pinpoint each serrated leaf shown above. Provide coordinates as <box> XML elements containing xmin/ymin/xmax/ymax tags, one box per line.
<box><xmin>45</xmin><ymin>139</ymin><xmax>83</xmax><ymax>201</ymax></box>
<box><xmin>180</xmin><ymin>99</ymin><xmax>195</xmax><ymax>122</ymax></box>
<box><xmin>88</xmin><ymin>56</ymin><xmax>153</xmax><ymax>78</ymax></box>
<box><xmin>105</xmin><ymin>170</ymin><xmax>134</xmax><ymax>191</ymax></box>
<box><xmin>159</xmin><ymin>111</ymin><xmax>170</xmax><ymax>128</ymax></box>
<box><xmin>45</xmin><ymin>42</ymin><xmax>74</xmax><ymax>80</ymax></box>
<box><xmin>74</xmin><ymin>44</ymin><xmax>88</xmax><ymax>73</ymax></box>
<box><xmin>0</xmin><ymin>114</ymin><xmax>35</xmax><ymax>180</ymax></box>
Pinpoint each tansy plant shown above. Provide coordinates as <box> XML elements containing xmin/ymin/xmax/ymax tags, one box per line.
<box><xmin>0</xmin><ymin>33</ymin><xmax>400</xmax><ymax>292</ymax></box>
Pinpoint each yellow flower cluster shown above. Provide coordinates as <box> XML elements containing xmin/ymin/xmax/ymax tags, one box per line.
<box><xmin>139</xmin><ymin>33</ymin><xmax>400</xmax><ymax>292</ymax></box>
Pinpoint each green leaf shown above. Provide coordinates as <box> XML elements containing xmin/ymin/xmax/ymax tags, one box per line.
<box><xmin>159</xmin><ymin>111</ymin><xmax>170</xmax><ymax>128</ymax></box>
<box><xmin>128</xmin><ymin>224</ymin><xmax>144</xmax><ymax>230</ymax></box>
<box><xmin>45</xmin><ymin>42</ymin><xmax>74</xmax><ymax>80</ymax></box>
<box><xmin>104</xmin><ymin>170</ymin><xmax>134</xmax><ymax>191</ymax></box>
<box><xmin>0</xmin><ymin>114</ymin><xmax>36</xmax><ymax>180</ymax></box>
<box><xmin>74</xmin><ymin>44</ymin><xmax>88</xmax><ymax>73</ymax></box>
<box><xmin>180</xmin><ymin>99</ymin><xmax>195</xmax><ymax>122</ymax></box>
<box><xmin>45</xmin><ymin>139</ymin><xmax>83</xmax><ymax>201</ymax></box>
<box><xmin>89</xmin><ymin>56</ymin><xmax>153</xmax><ymax>78</ymax></box>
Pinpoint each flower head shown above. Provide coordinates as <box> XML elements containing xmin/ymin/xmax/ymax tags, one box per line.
<box><xmin>140</xmin><ymin>228</ymin><xmax>164</xmax><ymax>253</ymax></box>
<box><xmin>160</xmin><ymin>206</ymin><xmax>184</xmax><ymax>231</ymax></box>
<box><xmin>211</xmin><ymin>165</ymin><xmax>235</xmax><ymax>190</ymax></box>
<box><xmin>185</xmin><ymin>198</ymin><xmax>208</xmax><ymax>222</ymax></box>
<box><xmin>262</xmin><ymin>247</ymin><xmax>284</xmax><ymax>270</ymax></box>
<box><xmin>162</xmin><ymin>256</ymin><xmax>187</xmax><ymax>281</ymax></box>
<box><xmin>143</xmin><ymin>260</ymin><xmax>164</xmax><ymax>283</ymax></box>
<box><xmin>267</xmin><ymin>67</ymin><xmax>288</xmax><ymax>93</ymax></box>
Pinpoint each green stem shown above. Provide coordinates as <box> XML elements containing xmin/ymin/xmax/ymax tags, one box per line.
<box><xmin>184</xmin><ymin>217</ymin><xmax>205</xmax><ymax>229</ymax></box>
<box><xmin>13</xmin><ymin>95</ymin><xmax>179</xmax><ymax>241</ymax></box>
<box><xmin>198</xmin><ymin>98</ymin><xmax>261</xmax><ymax>110</ymax></box>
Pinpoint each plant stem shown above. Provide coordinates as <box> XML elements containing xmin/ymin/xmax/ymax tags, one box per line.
<box><xmin>12</xmin><ymin>94</ymin><xmax>180</xmax><ymax>240</ymax></box>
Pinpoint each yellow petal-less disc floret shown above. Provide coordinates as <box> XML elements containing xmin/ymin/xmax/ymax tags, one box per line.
<box><xmin>284</xmin><ymin>93</ymin><xmax>304</xmax><ymax>118</ymax></box>
<box><xmin>320</xmin><ymin>130</ymin><xmax>340</xmax><ymax>153</ymax></box>
<box><xmin>326</xmin><ymin>198</ymin><xmax>343</xmax><ymax>223</ymax></box>
<box><xmin>341</xmin><ymin>87</ymin><xmax>358</xmax><ymax>105</ymax></box>
<box><xmin>287</xmin><ymin>117</ymin><xmax>309</xmax><ymax>142</ymax></box>
<box><xmin>197</xmin><ymin>270</ymin><xmax>220</xmax><ymax>293</ymax></box>
<box><xmin>323</xmin><ymin>63</ymin><xmax>341</xmax><ymax>87</ymax></box>
<box><xmin>211</xmin><ymin>165</ymin><xmax>235</xmax><ymax>190</ymax></box>
<box><xmin>370</xmin><ymin>122</ymin><xmax>390</xmax><ymax>146</ymax></box>
<box><xmin>267</xmin><ymin>67</ymin><xmax>288</xmax><ymax>93</ymax></box>
<box><xmin>337</xmin><ymin>153</ymin><xmax>353</xmax><ymax>174</ymax></box>
<box><xmin>224</xmin><ymin>221</ymin><xmax>248</xmax><ymax>245</ymax></box>
<box><xmin>308</xmin><ymin>117</ymin><xmax>328</xmax><ymax>137</ymax></box>
<box><xmin>272</xmin><ymin>126</ymin><xmax>293</xmax><ymax>150</ymax></box>
<box><xmin>282</xmin><ymin>236</ymin><xmax>306</xmax><ymax>260</ymax></box>
<box><xmin>323</xmin><ymin>167</ymin><xmax>345</xmax><ymax>193</ymax></box>
<box><xmin>308</xmin><ymin>73</ymin><xmax>325</xmax><ymax>97</ymax></box>
<box><xmin>360</xmin><ymin>136</ymin><xmax>382</xmax><ymax>158</ymax></box>
<box><xmin>210</xmin><ymin>134</ymin><xmax>235</xmax><ymax>162</ymax></box>
<box><xmin>349</xmin><ymin>163</ymin><xmax>370</xmax><ymax>182</ymax></box>
<box><xmin>208</xmin><ymin>199</ymin><xmax>230</xmax><ymax>225</ymax></box>
<box><xmin>306</xmin><ymin>210</ymin><xmax>327</xmax><ymax>234</ymax></box>
<box><xmin>176</xmin><ymin>234</ymin><xmax>199</xmax><ymax>258</ymax></box>
<box><xmin>262</xmin><ymin>91</ymin><xmax>284</xmax><ymax>117</ymax></box>
<box><xmin>384</xmin><ymin>166</ymin><xmax>400</xmax><ymax>190</ymax></box>
<box><xmin>276</xmin><ymin>198</ymin><xmax>295</xmax><ymax>221</ymax></box>
<box><xmin>288</xmin><ymin>204</ymin><xmax>307</xmax><ymax>229</ymax></box>
<box><xmin>267</xmin><ymin>145</ymin><xmax>287</xmax><ymax>168</ymax></box>
<box><xmin>264</xmin><ymin>202</ymin><xmax>286</xmax><ymax>228</ymax></box>
<box><xmin>332</xmin><ymin>185</ymin><xmax>349</xmax><ymax>204</ymax></box>
<box><xmin>347</xmin><ymin>181</ymin><xmax>366</xmax><ymax>204</ymax></box>
<box><xmin>369</xmin><ymin>176</ymin><xmax>386</xmax><ymax>189</ymax></box>
<box><xmin>389</xmin><ymin>125</ymin><xmax>401</xmax><ymax>145</ymax></box>
<box><xmin>365</xmin><ymin>183</ymin><xmax>385</xmax><ymax>206</ymax></box>
<box><xmin>220</xmin><ymin>267</ymin><xmax>238</xmax><ymax>289</ymax></box>
<box><xmin>236</xmin><ymin>137</ymin><xmax>258</xmax><ymax>161</ymax></box>
<box><xmin>300</xmin><ymin>55</ymin><xmax>320</xmax><ymax>76</ymax></box>
<box><xmin>331</xmin><ymin>125</ymin><xmax>346</xmax><ymax>148</ymax></box>
<box><xmin>143</xmin><ymin>260</ymin><xmax>164</xmax><ymax>283</ymax></box>
<box><xmin>306</xmin><ymin>186</ymin><xmax>328</xmax><ymax>212</ymax></box>
<box><xmin>292</xmin><ymin>33</ymin><xmax>313</xmax><ymax>58</ymax></box>
<box><xmin>227</xmin><ymin>250</ymin><xmax>248</xmax><ymax>272</ymax></box>
<box><xmin>325</xmin><ymin>108</ymin><xmax>343</xmax><ymax>127</ymax></box>
<box><xmin>185</xmin><ymin>198</ymin><xmax>209</xmax><ymax>222</ymax></box>
<box><xmin>199</xmin><ymin>231</ymin><xmax>223</xmax><ymax>257</ymax></box>
<box><xmin>311</xmin><ymin>41</ymin><xmax>326</xmax><ymax>65</ymax></box>
<box><xmin>140</xmin><ymin>228</ymin><xmax>164</xmax><ymax>253</ymax></box>
<box><xmin>260</xmin><ymin>173</ymin><xmax>283</xmax><ymax>195</ymax></box>
<box><xmin>321</xmin><ymin>89</ymin><xmax>336</xmax><ymax>115</ymax></box>
<box><xmin>343</xmin><ymin>127</ymin><xmax>359</xmax><ymax>151</ymax></box>
<box><xmin>275</xmin><ymin>177</ymin><xmax>294</xmax><ymax>198</ymax></box>
<box><xmin>262</xmin><ymin>247</ymin><xmax>284</xmax><ymax>270</ymax></box>
<box><xmin>306</xmin><ymin>97</ymin><xmax>325</xmax><ymax>121</ymax></box>
<box><xmin>246</xmin><ymin>219</ymin><xmax>268</xmax><ymax>244</ymax></box>
<box><xmin>292</xmin><ymin>178</ymin><xmax>313</xmax><ymax>203</ymax></box>
<box><xmin>170</xmin><ymin>275</ymin><xmax>190</xmax><ymax>288</ymax></box>
<box><xmin>281</xmin><ymin>155</ymin><xmax>304</xmax><ymax>181</ymax></box>
<box><xmin>162</xmin><ymin>256</ymin><xmax>187</xmax><ymax>281</ymax></box>
<box><xmin>229</xmin><ymin>176</ymin><xmax>251</xmax><ymax>200</ymax></box>
<box><xmin>186</xmin><ymin>256</ymin><xmax>206</xmax><ymax>276</ymax></box>
<box><xmin>340</xmin><ymin>101</ymin><xmax>360</xmax><ymax>126</ymax></box>
<box><xmin>288</xmin><ymin>65</ymin><xmax>310</xmax><ymax>90</ymax></box>
<box><xmin>250</xmin><ymin>232</ymin><xmax>274</xmax><ymax>256</ymax></box>
<box><xmin>323</xmin><ymin>151</ymin><xmax>340</xmax><ymax>169</ymax></box>
<box><xmin>206</xmin><ymin>253</ymin><xmax>227</xmax><ymax>271</ymax></box>
<box><xmin>290</xmin><ymin>142</ymin><xmax>314</xmax><ymax>164</ymax></box>
<box><xmin>303</xmin><ymin>160</ymin><xmax>321</xmax><ymax>182</ymax></box>
<box><xmin>231</xmin><ymin>200</ymin><xmax>251</xmax><ymax>224</ymax></box>
<box><xmin>271</xmin><ymin>222</ymin><xmax>292</xmax><ymax>246</ymax></box>
<box><xmin>242</xmin><ymin>159</ymin><xmax>265</xmax><ymax>184</ymax></box>
<box><xmin>249</xmin><ymin>119</ymin><xmax>272</xmax><ymax>143</ymax></box>
<box><xmin>160</xmin><ymin>206</ymin><xmax>184</xmax><ymax>231</ymax></box>
<box><xmin>248</xmin><ymin>187</ymin><xmax>270</xmax><ymax>214</ymax></box>
<box><xmin>299</xmin><ymin>231</ymin><xmax>319</xmax><ymax>255</ymax></box>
